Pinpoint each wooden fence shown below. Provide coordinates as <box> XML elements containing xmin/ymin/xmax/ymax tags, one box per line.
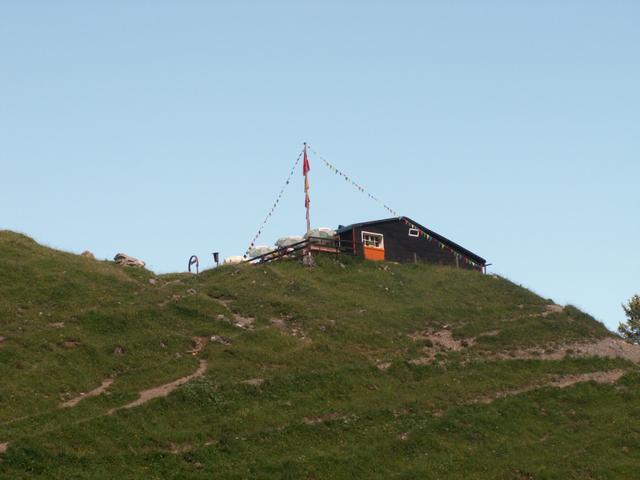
<box><xmin>245</xmin><ymin>237</ymin><xmax>354</xmax><ymax>264</ymax></box>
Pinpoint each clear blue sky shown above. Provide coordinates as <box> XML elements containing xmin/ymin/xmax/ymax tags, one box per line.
<box><xmin>1</xmin><ymin>1</ymin><xmax>638</xmax><ymax>331</ymax></box>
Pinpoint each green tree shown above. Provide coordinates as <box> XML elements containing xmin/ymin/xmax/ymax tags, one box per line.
<box><xmin>618</xmin><ymin>295</ymin><xmax>640</xmax><ymax>343</ymax></box>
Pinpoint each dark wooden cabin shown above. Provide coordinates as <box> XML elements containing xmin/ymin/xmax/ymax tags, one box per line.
<box><xmin>336</xmin><ymin>216</ymin><xmax>486</xmax><ymax>271</ymax></box>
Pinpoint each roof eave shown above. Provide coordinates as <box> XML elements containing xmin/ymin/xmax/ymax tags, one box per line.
<box><xmin>336</xmin><ymin>216</ymin><xmax>486</xmax><ymax>265</ymax></box>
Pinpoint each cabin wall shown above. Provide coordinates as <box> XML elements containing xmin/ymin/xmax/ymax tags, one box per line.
<box><xmin>338</xmin><ymin>222</ymin><xmax>481</xmax><ymax>271</ymax></box>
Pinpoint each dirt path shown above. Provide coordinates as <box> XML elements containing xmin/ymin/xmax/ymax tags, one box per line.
<box><xmin>407</xmin><ymin>319</ymin><xmax>640</xmax><ymax>366</ymax></box>
<box><xmin>548</xmin><ymin>370</ymin><xmax>625</xmax><ymax>388</ymax></box>
<box><xmin>0</xmin><ymin>343</ymin><xmax>210</xmax><ymax>453</ymax></box>
<box><xmin>61</xmin><ymin>379</ymin><xmax>114</xmax><ymax>408</ymax></box>
<box><xmin>109</xmin><ymin>359</ymin><xmax>208</xmax><ymax>414</ymax></box>
<box><xmin>57</xmin><ymin>337</ymin><xmax>208</xmax><ymax>412</ymax></box>
<box><xmin>494</xmin><ymin>338</ymin><xmax>640</xmax><ymax>363</ymax></box>
<box><xmin>475</xmin><ymin>369</ymin><xmax>625</xmax><ymax>405</ymax></box>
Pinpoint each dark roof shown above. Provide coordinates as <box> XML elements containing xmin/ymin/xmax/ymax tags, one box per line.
<box><xmin>336</xmin><ymin>216</ymin><xmax>486</xmax><ymax>265</ymax></box>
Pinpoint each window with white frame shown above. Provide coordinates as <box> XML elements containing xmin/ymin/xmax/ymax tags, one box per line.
<box><xmin>362</xmin><ymin>231</ymin><xmax>384</xmax><ymax>249</ymax></box>
<box><xmin>408</xmin><ymin>228</ymin><xmax>419</xmax><ymax>238</ymax></box>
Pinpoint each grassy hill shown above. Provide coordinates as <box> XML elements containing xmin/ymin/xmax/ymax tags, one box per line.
<box><xmin>1</xmin><ymin>230</ymin><xmax>639</xmax><ymax>479</ymax></box>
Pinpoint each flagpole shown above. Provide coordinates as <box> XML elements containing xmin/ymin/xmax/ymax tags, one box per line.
<box><xmin>303</xmin><ymin>142</ymin><xmax>314</xmax><ymax>266</ymax></box>
<box><xmin>304</xmin><ymin>142</ymin><xmax>311</xmax><ymax>235</ymax></box>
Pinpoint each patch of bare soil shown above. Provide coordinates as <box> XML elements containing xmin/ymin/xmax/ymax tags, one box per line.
<box><xmin>376</xmin><ymin>362</ymin><xmax>392</xmax><ymax>371</ymax></box>
<box><xmin>159</xmin><ymin>294</ymin><xmax>182</xmax><ymax>307</ymax></box>
<box><xmin>303</xmin><ymin>413</ymin><xmax>355</xmax><ymax>425</ymax></box>
<box><xmin>408</xmin><ymin>357</ymin><xmax>433</xmax><ymax>366</ymax></box>
<box><xmin>494</xmin><ymin>338</ymin><xmax>640</xmax><ymax>363</ymax></box>
<box><xmin>159</xmin><ymin>279</ymin><xmax>184</xmax><ymax>289</ymax></box>
<box><xmin>232</xmin><ymin>313</ymin><xmax>255</xmax><ymax>329</ymax></box>
<box><xmin>409</xmin><ymin>328</ymin><xmax>475</xmax><ymax>350</ymax></box>
<box><xmin>109</xmin><ymin>360</ymin><xmax>208</xmax><ymax>414</ymax></box>
<box><xmin>570</xmin><ymin>338</ymin><xmax>640</xmax><ymax>362</ymax></box>
<box><xmin>213</xmin><ymin>298</ymin><xmax>234</xmax><ymax>307</ymax></box>
<box><xmin>475</xmin><ymin>370</ymin><xmax>625</xmax><ymax>405</ymax></box>
<box><xmin>61</xmin><ymin>378</ymin><xmax>114</xmax><ymax>408</ymax></box>
<box><xmin>186</xmin><ymin>336</ymin><xmax>208</xmax><ymax>355</ymax></box>
<box><xmin>241</xmin><ymin>378</ymin><xmax>264</xmax><ymax>386</ymax></box>
<box><xmin>270</xmin><ymin>317</ymin><xmax>309</xmax><ymax>341</ymax></box>
<box><xmin>167</xmin><ymin>442</ymin><xmax>193</xmax><ymax>454</ymax></box>
<box><xmin>408</xmin><ymin>328</ymin><xmax>475</xmax><ymax>365</ymax></box>
<box><xmin>270</xmin><ymin>317</ymin><xmax>286</xmax><ymax>329</ymax></box>
<box><xmin>211</xmin><ymin>297</ymin><xmax>254</xmax><ymax>330</ymax></box>
<box><xmin>0</xmin><ymin>335</ymin><xmax>6</xmax><ymax>344</ymax></box>
<box><xmin>539</xmin><ymin>304</ymin><xmax>564</xmax><ymax>317</ymax></box>
<box><xmin>210</xmin><ymin>335</ymin><xmax>232</xmax><ymax>346</ymax></box>
<box><xmin>0</xmin><ymin>442</ymin><xmax>8</xmax><ymax>454</ymax></box>
<box><xmin>478</xmin><ymin>330</ymin><xmax>500</xmax><ymax>337</ymax></box>
<box><xmin>158</xmin><ymin>289</ymin><xmax>196</xmax><ymax>307</ymax></box>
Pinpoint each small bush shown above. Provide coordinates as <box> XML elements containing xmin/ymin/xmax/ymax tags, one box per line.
<box><xmin>619</xmin><ymin>295</ymin><xmax>640</xmax><ymax>343</ymax></box>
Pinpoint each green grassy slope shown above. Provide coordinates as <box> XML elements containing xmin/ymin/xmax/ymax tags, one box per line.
<box><xmin>0</xmin><ymin>231</ymin><xmax>638</xmax><ymax>479</ymax></box>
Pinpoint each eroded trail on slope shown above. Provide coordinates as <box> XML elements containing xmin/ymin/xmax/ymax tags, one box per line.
<box><xmin>424</xmin><ymin>369</ymin><xmax>627</xmax><ymax>419</ymax></box>
<box><xmin>473</xmin><ymin>369</ymin><xmax>626</xmax><ymax>405</ymax></box>
<box><xmin>0</xmin><ymin>352</ymin><xmax>209</xmax><ymax>455</ymax></box>
<box><xmin>108</xmin><ymin>359</ymin><xmax>208</xmax><ymax>414</ymax></box>
<box><xmin>56</xmin><ymin>337</ymin><xmax>209</xmax><ymax>412</ymax></box>
<box><xmin>407</xmin><ymin>323</ymin><xmax>640</xmax><ymax>366</ymax></box>
<box><xmin>61</xmin><ymin>379</ymin><xmax>114</xmax><ymax>408</ymax></box>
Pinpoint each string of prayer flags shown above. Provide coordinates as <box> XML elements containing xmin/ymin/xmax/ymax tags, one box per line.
<box><xmin>401</xmin><ymin>218</ymin><xmax>480</xmax><ymax>268</ymax></box>
<box><xmin>308</xmin><ymin>145</ymin><xmax>480</xmax><ymax>269</ymax></box>
<box><xmin>244</xmin><ymin>148</ymin><xmax>305</xmax><ymax>258</ymax></box>
<box><xmin>306</xmin><ymin>146</ymin><xmax>399</xmax><ymax>218</ymax></box>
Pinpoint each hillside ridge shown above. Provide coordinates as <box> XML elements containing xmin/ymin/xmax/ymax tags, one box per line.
<box><xmin>1</xmin><ymin>230</ymin><xmax>639</xmax><ymax>479</ymax></box>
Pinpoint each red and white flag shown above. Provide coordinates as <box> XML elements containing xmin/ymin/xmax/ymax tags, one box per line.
<box><xmin>303</xmin><ymin>148</ymin><xmax>311</xmax><ymax>176</ymax></box>
<box><xmin>303</xmin><ymin>146</ymin><xmax>310</xmax><ymax>208</ymax></box>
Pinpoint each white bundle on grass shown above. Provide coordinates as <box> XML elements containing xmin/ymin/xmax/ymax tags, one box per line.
<box><xmin>247</xmin><ymin>246</ymin><xmax>273</xmax><ymax>258</ymax></box>
<box><xmin>223</xmin><ymin>256</ymin><xmax>245</xmax><ymax>265</ymax></box>
<box><xmin>275</xmin><ymin>236</ymin><xmax>304</xmax><ymax>248</ymax></box>
<box><xmin>304</xmin><ymin>227</ymin><xmax>336</xmax><ymax>239</ymax></box>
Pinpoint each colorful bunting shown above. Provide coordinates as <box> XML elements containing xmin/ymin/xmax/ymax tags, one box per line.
<box><xmin>244</xmin><ymin>144</ymin><xmax>482</xmax><ymax>270</ymax></box>
<box><xmin>309</xmin><ymin>146</ymin><xmax>481</xmax><ymax>269</ymax></box>
<box><xmin>244</xmin><ymin>147</ymin><xmax>305</xmax><ymax>258</ymax></box>
<box><xmin>307</xmin><ymin>146</ymin><xmax>399</xmax><ymax>218</ymax></box>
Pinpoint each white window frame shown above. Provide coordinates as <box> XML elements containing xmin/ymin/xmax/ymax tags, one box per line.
<box><xmin>361</xmin><ymin>231</ymin><xmax>384</xmax><ymax>249</ymax></box>
<box><xmin>408</xmin><ymin>228</ymin><xmax>420</xmax><ymax>238</ymax></box>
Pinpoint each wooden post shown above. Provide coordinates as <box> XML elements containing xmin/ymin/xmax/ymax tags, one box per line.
<box><xmin>352</xmin><ymin>228</ymin><xmax>356</xmax><ymax>255</ymax></box>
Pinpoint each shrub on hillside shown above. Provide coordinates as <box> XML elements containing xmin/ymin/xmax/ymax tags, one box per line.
<box><xmin>618</xmin><ymin>295</ymin><xmax>640</xmax><ymax>344</ymax></box>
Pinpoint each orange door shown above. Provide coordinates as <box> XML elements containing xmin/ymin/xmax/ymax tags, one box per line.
<box><xmin>363</xmin><ymin>245</ymin><xmax>385</xmax><ymax>261</ymax></box>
